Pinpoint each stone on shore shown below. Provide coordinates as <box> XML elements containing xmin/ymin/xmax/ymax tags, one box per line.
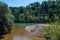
<box><xmin>25</xmin><ymin>24</ymin><xmax>49</xmax><ymax>37</ymax></box>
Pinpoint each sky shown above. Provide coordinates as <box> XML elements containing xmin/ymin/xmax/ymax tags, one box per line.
<box><xmin>0</xmin><ymin>0</ymin><xmax>47</xmax><ymax>7</ymax></box>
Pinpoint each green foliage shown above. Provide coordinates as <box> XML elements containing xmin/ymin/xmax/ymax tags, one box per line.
<box><xmin>0</xmin><ymin>0</ymin><xmax>60</xmax><ymax>40</ymax></box>
<box><xmin>0</xmin><ymin>2</ymin><xmax>14</xmax><ymax>35</ymax></box>
<box><xmin>10</xmin><ymin>1</ymin><xmax>60</xmax><ymax>23</ymax></box>
<box><xmin>14</xmin><ymin>23</ymin><xmax>37</xmax><ymax>27</ymax></box>
<box><xmin>44</xmin><ymin>24</ymin><xmax>60</xmax><ymax>40</ymax></box>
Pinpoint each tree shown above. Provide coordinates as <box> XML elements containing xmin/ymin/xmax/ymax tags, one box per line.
<box><xmin>0</xmin><ymin>2</ymin><xmax>14</xmax><ymax>37</ymax></box>
<box><xmin>10</xmin><ymin>1</ymin><xmax>60</xmax><ymax>23</ymax></box>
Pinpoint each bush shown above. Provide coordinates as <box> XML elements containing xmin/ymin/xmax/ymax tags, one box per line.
<box><xmin>0</xmin><ymin>2</ymin><xmax>14</xmax><ymax>35</ymax></box>
<box><xmin>44</xmin><ymin>25</ymin><xmax>60</xmax><ymax>40</ymax></box>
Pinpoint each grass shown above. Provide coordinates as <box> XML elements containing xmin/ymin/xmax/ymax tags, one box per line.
<box><xmin>44</xmin><ymin>22</ymin><xmax>60</xmax><ymax>40</ymax></box>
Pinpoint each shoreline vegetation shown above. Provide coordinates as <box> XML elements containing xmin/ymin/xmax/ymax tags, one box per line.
<box><xmin>14</xmin><ymin>22</ymin><xmax>60</xmax><ymax>40</ymax></box>
<box><xmin>0</xmin><ymin>0</ymin><xmax>60</xmax><ymax>40</ymax></box>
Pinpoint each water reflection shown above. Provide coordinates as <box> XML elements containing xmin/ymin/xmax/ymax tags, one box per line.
<box><xmin>14</xmin><ymin>35</ymin><xmax>31</xmax><ymax>40</ymax></box>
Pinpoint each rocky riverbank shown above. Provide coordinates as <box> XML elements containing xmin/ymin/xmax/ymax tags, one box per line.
<box><xmin>25</xmin><ymin>24</ymin><xmax>49</xmax><ymax>37</ymax></box>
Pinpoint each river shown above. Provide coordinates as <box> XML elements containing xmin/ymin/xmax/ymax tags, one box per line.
<box><xmin>1</xmin><ymin>26</ymin><xmax>46</xmax><ymax>40</ymax></box>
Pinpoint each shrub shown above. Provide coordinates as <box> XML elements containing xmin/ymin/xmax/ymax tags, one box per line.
<box><xmin>44</xmin><ymin>25</ymin><xmax>60</xmax><ymax>40</ymax></box>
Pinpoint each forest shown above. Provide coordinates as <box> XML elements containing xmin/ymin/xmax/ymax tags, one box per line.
<box><xmin>10</xmin><ymin>0</ymin><xmax>60</xmax><ymax>23</ymax></box>
<box><xmin>0</xmin><ymin>0</ymin><xmax>60</xmax><ymax>40</ymax></box>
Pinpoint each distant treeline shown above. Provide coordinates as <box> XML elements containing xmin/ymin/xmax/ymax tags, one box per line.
<box><xmin>10</xmin><ymin>0</ymin><xmax>60</xmax><ymax>23</ymax></box>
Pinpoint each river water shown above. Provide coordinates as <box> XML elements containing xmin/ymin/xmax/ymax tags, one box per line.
<box><xmin>2</xmin><ymin>26</ymin><xmax>46</xmax><ymax>40</ymax></box>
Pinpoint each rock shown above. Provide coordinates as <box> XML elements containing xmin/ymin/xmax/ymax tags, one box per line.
<box><xmin>25</xmin><ymin>24</ymin><xmax>48</xmax><ymax>37</ymax></box>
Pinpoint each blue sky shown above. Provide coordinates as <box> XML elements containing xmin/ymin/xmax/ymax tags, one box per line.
<box><xmin>0</xmin><ymin>0</ymin><xmax>47</xmax><ymax>7</ymax></box>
